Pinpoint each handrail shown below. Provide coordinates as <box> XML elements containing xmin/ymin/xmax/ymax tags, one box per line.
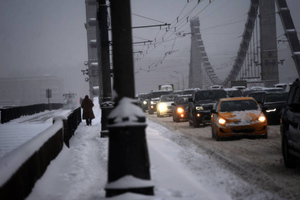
<box><xmin>0</xmin><ymin>107</ymin><xmax>81</xmax><ymax>200</ymax></box>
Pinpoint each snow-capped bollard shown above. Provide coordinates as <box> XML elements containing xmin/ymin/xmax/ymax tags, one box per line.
<box><xmin>100</xmin><ymin>101</ymin><xmax>114</xmax><ymax>138</ymax></box>
<box><xmin>105</xmin><ymin>97</ymin><xmax>154</xmax><ymax>197</ymax></box>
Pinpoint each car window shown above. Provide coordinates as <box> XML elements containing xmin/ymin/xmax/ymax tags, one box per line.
<box><xmin>195</xmin><ymin>90</ymin><xmax>227</xmax><ymax>101</ymax></box>
<box><xmin>291</xmin><ymin>87</ymin><xmax>300</xmax><ymax>104</ymax></box>
<box><xmin>287</xmin><ymin>86</ymin><xmax>296</xmax><ymax>104</ymax></box>
<box><xmin>175</xmin><ymin>97</ymin><xmax>189</xmax><ymax>104</ymax></box>
<box><xmin>226</xmin><ymin>90</ymin><xmax>242</xmax><ymax>97</ymax></box>
<box><xmin>249</xmin><ymin>93</ymin><xmax>265</xmax><ymax>103</ymax></box>
<box><xmin>151</xmin><ymin>91</ymin><xmax>170</xmax><ymax>98</ymax></box>
<box><xmin>265</xmin><ymin>93</ymin><xmax>288</xmax><ymax>103</ymax></box>
<box><xmin>161</xmin><ymin>95</ymin><xmax>175</xmax><ymax>101</ymax></box>
<box><xmin>219</xmin><ymin>100</ymin><xmax>259</xmax><ymax>112</ymax></box>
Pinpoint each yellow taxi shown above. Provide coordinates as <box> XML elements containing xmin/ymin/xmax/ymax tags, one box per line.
<box><xmin>211</xmin><ymin>97</ymin><xmax>267</xmax><ymax>140</ymax></box>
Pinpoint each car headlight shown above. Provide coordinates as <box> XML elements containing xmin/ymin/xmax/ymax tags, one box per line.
<box><xmin>177</xmin><ymin>107</ymin><xmax>184</xmax><ymax>114</ymax></box>
<box><xmin>258</xmin><ymin>114</ymin><xmax>266</xmax><ymax>123</ymax></box>
<box><xmin>218</xmin><ymin>118</ymin><xmax>226</xmax><ymax>125</ymax></box>
<box><xmin>151</xmin><ymin>101</ymin><xmax>155</xmax><ymax>104</ymax></box>
<box><xmin>196</xmin><ymin>106</ymin><xmax>204</xmax><ymax>111</ymax></box>
<box><xmin>143</xmin><ymin>100</ymin><xmax>147</xmax><ymax>105</ymax></box>
<box><xmin>266</xmin><ymin>108</ymin><xmax>276</xmax><ymax>113</ymax></box>
<box><xmin>158</xmin><ymin>103</ymin><xmax>167</xmax><ymax>111</ymax></box>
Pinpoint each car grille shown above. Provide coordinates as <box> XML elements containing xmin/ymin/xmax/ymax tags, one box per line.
<box><xmin>203</xmin><ymin>105</ymin><xmax>213</xmax><ymax>110</ymax></box>
<box><xmin>231</xmin><ymin>127</ymin><xmax>255</xmax><ymax>133</ymax></box>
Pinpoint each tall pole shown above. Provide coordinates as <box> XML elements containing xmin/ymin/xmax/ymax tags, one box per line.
<box><xmin>106</xmin><ymin>0</ymin><xmax>153</xmax><ymax>197</ymax></box>
<box><xmin>97</xmin><ymin>0</ymin><xmax>113</xmax><ymax>137</ymax></box>
<box><xmin>259</xmin><ymin>0</ymin><xmax>279</xmax><ymax>87</ymax></box>
<box><xmin>98</xmin><ymin>0</ymin><xmax>112</xmax><ymax>103</ymax></box>
<box><xmin>110</xmin><ymin>0</ymin><xmax>135</xmax><ymax>101</ymax></box>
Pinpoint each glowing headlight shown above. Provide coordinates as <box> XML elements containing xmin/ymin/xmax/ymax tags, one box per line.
<box><xmin>266</xmin><ymin>108</ymin><xmax>276</xmax><ymax>113</ymax></box>
<box><xmin>258</xmin><ymin>114</ymin><xmax>266</xmax><ymax>123</ymax></box>
<box><xmin>143</xmin><ymin>100</ymin><xmax>147</xmax><ymax>105</ymax></box>
<box><xmin>196</xmin><ymin>106</ymin><xmax>204</xmax><ymax>111</ymax></box>
<box><xmin>158</xmin><ymin>103</ymin><xmax>167</xmax><ymax>111</ymax></box>
<box><xmin>151</xmin><ymin>101</ymin><xmax>155</xmax><ymax>104</ymax></box>
<box><xmin>218</xmin><ymin>118</ymin><xmax>226</xmax><ymax>125</ymax></box>
<box><xmin>177</xmin><ymin>107</ymin><xmax>184</xmax><ymax>114</ymax></box>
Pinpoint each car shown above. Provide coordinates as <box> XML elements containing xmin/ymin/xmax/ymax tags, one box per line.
<box><xmin>224</xmin><ymin>88</ymin><xmax>243</xmax><ymax>97</ymax></box>
<box><xmin>171</xmin><ymin>96</ymin><xmax>189</xmax><ymax>122</ymax></box>
<box><xmin>188</xmin><ymin>89</ymin><xmax>227</xmax><ymax>127</ymax></box>
<box><xmin>139</xmin><ymin>93</ymin><xmax>150</xmax><ymax>112</ymax></box>
<box><xmin>147</xmin><ymin>90</ymin><xmax>172</xmax><ymax>114</ymax></box>
<box><xmin>137</xmin><ymin>93</ymin><xmax>148</xmax><ymax>108</ymax></box>
<box><xmin>156</xmin><ymin>94</ymin><xmax>177</xmax><ymax>117</ymax></box>
<box><xmin>181</xmin><ymin>88</ymin><xmax>198</xmax><ymax>97</ymax></box>
<box><xmin>248</xmin><ymin>91</ymin><xmax>288</xmax><ymax>124</ymax></box>
<box><xmin>211</xmin><ymin>97</ymin><xmax>268</xmax><ymax>141</ymax></box>
<box><xmin>232</xmin><ymin>85</ymin><xmax>246</xmax><ymax>91</ymax></box>
<box><xmin>281</xmin><ymin>78</ymin><xmax>300</xmax><ymax>168</ymax></box>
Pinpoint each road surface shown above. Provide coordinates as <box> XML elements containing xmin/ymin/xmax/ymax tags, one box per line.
<box><xmin>146</xmin><ymin>113</ymin><xmax>300</xmax><ymax>200</ymax></box>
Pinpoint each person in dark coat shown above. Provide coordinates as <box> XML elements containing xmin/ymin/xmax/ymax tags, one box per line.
<box><xmin>81</xmin><ymin>95</ymin><xmax>95</xmax><ymax>126</ymax></box>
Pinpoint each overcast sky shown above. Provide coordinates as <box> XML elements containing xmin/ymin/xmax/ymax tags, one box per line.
<box><xmin>0</xmin><ymin>0</ymin><xmax>299</xmax><ymax>96</ymax></box>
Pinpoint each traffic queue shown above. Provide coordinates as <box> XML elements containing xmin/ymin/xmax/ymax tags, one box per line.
<box><xmin>137</xmin><ymin>80</ymin><xmax>300</xmax><ymax>168</ymax></box>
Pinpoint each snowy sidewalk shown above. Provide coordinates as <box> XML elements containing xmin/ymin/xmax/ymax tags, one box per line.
<box><xmin>25</xmin><ymin>101</ymin><xmax>279</xmax><ymax>200</ymax></box>
<box><xmin>24</xmin><ymin>102</ymin><xmax>230</xmax><ymax>200</ymax></box>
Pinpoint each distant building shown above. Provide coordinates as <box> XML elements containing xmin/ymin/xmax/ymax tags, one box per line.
<box><xmin>0</xmin><ymin>76</ymin><xmax>64</xmax><ymax>107</ymax></box>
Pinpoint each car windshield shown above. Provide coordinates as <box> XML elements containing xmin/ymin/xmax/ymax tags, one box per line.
<box><xmin>151</xmin><ymin>91</ymin><xmax>170</xmax><ymax>98</ymax></box>
<box><xmin>175</xmin><ymin>97</ymin><xmax>189</xmax><ymax>104</ymax></box>
<box><xmin>160</xmin><ymin>95</ymin><xmax>176</xmax><ymax>102</ymax></box>
<box><xmin>226</xmin><ymin>90</ymin><xmax>242</xmax><ymax>97</ymax></box>
<box><xmin>220</xmin><ymin>100</ymin><xmax>259</xmax><ymax>112</ymax></box>
<box><xmin>265</xmin><ymin>93</ymin><xmax>288</xmax><ymax>103</ymax></box>
<box><xmin>195</xmin><ymin>90</ymin><xmax>227</xmax><ymax>101</ymax></box>
<box><xmin>249</xmin><ymin>93</ymin><xmax>265</xmax><ymax>103</ymax></box>
<box><xmin>181</xmin><ymin>90</ymin><xmax>194</xmax><ymax>96</ymax></box>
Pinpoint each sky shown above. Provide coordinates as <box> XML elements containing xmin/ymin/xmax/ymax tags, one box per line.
<box><xmin>0</xmin><ymin>0</ymin><xmax>299</xmax><ymax>97</ymax></box>
<box><xmin>0</xmin><ymin>0</ymin><xmax>88</xmax><ymax>98</ymax></box>
<box><xmin>0</xmin><ymin>97</ymin><xmax>283</xmax><ymax>200</ymax></box>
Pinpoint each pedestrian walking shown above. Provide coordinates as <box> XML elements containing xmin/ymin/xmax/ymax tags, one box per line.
<box><xmin>81</xmin><ymin>95</ymin><xmax>95</xmax><ymax>126</ymax></box>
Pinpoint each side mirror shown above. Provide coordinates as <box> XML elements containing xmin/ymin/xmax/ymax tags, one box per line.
<box><xmin>211</xmin><ymin>109</ymin><xmax>217</xmax><ymax>114</ymax></box>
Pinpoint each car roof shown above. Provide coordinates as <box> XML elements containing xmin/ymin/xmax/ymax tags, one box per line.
<box><xmin>219</xmin><ymin>97</ymin><xmax>255</xmax><ymax>102</ymax></box>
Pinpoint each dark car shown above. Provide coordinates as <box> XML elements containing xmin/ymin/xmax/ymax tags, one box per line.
<box><xmin>139</xmin><ymin>93</ymin><xmax>149</xmax><ymax>112</ymax></box>
<box><xmin>147</xmin><ymin>90</ymin><xmax>171</xmax><ymax>114</ymax></box>
<box><xmin>171</xmin><ymin>96</ymin><xmax>190</xmax><ymax>122</ymax></box>
<box><xmin>248</xmin><ymin>91</ymin><xmax>288</xmax><ymax>124</ymax></box>
<box><xmin>189</xmin><ymin>89</ymin><xmax>227</xmax><ymax>127</ymax></box>
<box><xmin>181</xmin><ymin>88</ymin><xmax>198</xmax><ymax>97</ymax></box>
<box><xmin>281</xmin><ymin>79</ymin><xmax>300</xmax><ymax>168</ymax></box>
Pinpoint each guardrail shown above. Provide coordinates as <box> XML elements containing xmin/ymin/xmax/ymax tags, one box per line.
<box><xmin>0</xmin><ymin>103</ymin><xmax>63</xmax><ymax>124</ymax></box>
<box><xmin>0</xmin><ymin>107</ymin><xmax>81</xmax><ymax>200</ymax></box>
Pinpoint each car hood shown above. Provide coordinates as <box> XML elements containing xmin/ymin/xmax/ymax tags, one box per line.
<box><xmin>150</xmin><ymin>98</ymin><xmax>160</xmax><ymax>101</ymax></box>
<box><xmin>195</xmin><ymin>100</ymin><xmax>217</xmax><ymax>106</ymax></box>
<box><xmin>158</xmin><ymin>101</ymin><xmax>173</xmax><ymax>106</ymax></box>
<box><xmin>218</xmin><ymin>110</ymin><xmax>262</xmax><ymax>124</ymax></box>
<box><xmin>263</xmin><ymin>101</ymin><xmax>286</xmax><ymax>108</ymax></box>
